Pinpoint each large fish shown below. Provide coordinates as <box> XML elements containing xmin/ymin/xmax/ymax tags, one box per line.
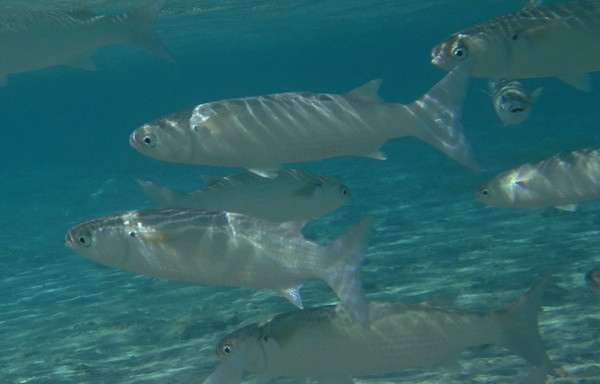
<box><xmin>488</xmin><ymin>78</ymin><xmax>542</xmax><ymax>125</ymax></box>
<box><xmin>129</xmin><ymin>64</ymin><xmax>478</xmax><ymax>178</ymax></box>
<box><xmin>431</xmin><ymin>0</ymin><xmax>600</xmax><ymax>91</ymax></box>
<box><xmin>65</xmin><ymin>209</ymin><xmax>372</xmax><ymax>325</ymax></box>
<box><xmin>202</xmin><ymin>277</ymin><xmax>555</xmax><ymax>384</ymax></box>
<box><xmin>137</xmin><ymin>169</ymin><xmax>350</xmax><ymax>222</ymax></box>
<box><xmin>0</xmin><ymin>0</ymin><xmax>172</xmax><ymax>85</ymax></box>
<box><xmin>476</xmin><ymin>148</ymin><xmax>600</xmax><ymax>210</ymax></box>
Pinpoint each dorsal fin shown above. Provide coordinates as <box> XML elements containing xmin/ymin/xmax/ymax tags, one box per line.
<box><xmin>344</xmin><ymin>79</ymin><xmax>383</xmax><ymax>102</ymax></box>
<box><xmin>199</xmin><ymin>175</ymin><xmax>222</xmax><ymax>187</ymax></box>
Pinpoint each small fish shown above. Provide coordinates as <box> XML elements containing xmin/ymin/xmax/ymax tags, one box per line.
<box><xmin>0</xmin><ymin>0</ymin><xmax>172</xmax><ymax>85</ymax></box>
<box><xmin>488</xmin><ymin>79</ymin><xmax>542</xmax><ymax>125</ymax></box>
<box><xmin>130</xmin><ymin>64</ymin><xmax>478</xmax><ymax>178</ymax></box>
<box><xmin>431</xmin><ymin>0</ymin><xmax>600</xmax><ymax>91</ymax></box>
<box><xmin>137</xmin><ymin>169</ymin><xmax>350</xmax><ymax>222</ymax></box>
<box><xmin>203</xmin><ymin>277</ymin><xmax>555</xmax><ymax>384</ymax></box>
<box><xmin>585</xmin><ymin>266</ymin><xmax>600</xmax><ymax>294</ymax></box>
<box><xmin>476</xmin><ymin>148</ymin><xmax>600</xmax><ymax>209</ymax></box>
<box><xmin>65</xmin><ymin>209</ymin><xmax>372</xmax><ymax>325</ymax></box>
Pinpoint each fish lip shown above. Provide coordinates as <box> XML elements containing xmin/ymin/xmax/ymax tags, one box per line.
<box><xmin>64</xmin><ymin>230</ymin><xmax>74</xmax><ymax>247</ymax></box>
<box><xmin>129</xmin><ymin>131</ymin><xmax>138</xmax><ymax>147</ymax></box>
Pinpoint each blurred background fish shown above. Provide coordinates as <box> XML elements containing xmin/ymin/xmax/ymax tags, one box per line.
<box><xmin>476</xmin><ymin>148</ymin><xmax>600</xmax><ymax>210</ymax></box>
<box><xmin>585</xmin><ymin>266</ymin><xmax>600</xmax><ymax>294</ymax></box>
<box><xmin>431</xmin><ymin>0</ymin><xmax>600</xmax><ymax>91</ymax></box>
<box><xmin>0</xmin><ymin>0</ymin><xmax>172</xmax><ymax>85</ymax></box>
<box><xmin>137</xmin><ymin>169</ymin><xmax>350</xmax><ymax>222</ymax></box>
<box><xmin>488</xmin><ymin>78</ymin><xmax>542</xmax><ymax>125</ymax></box>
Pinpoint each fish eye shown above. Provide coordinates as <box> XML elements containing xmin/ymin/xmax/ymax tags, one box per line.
<box><xmin>340</xmin><ymin>186</ymin><xmax>350</xmax><ymax>198</ymax></box>
<box><xmin>77</xmin><ymin>232</ymin><xmax>92</xmax><ymax>248</ymax></box>
<box><xmin>141</xmin><ymin>134</ymin><xmax>156</xmax><ymax>148</ymax></box>
<box><xmin>451</xmin><ymin>44</ymin><xmax>468</xmax><ymax>60</ymax></box>
<box><xmin>221</xmin><ymin>344</ymin><xmax>232</xmax><ymax>355</ymax></box>
<box><xmin>479</xmin><ymin>188</ymin><xmax>491</xmax><ymax>197</ymax></box>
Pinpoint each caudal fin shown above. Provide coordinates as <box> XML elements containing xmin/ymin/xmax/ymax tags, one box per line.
<box><xmin>126</xmin><ymin>0</ymin><xmax>174</xmax><ymax>61</ymax></box>
<box><xmin>494</xmin><ymin>275</ymin><xmax>556</xmax><ymax>376</ymax></box>
<box><xmin>323</xmin><ymin>216</ymin><xmax>373</xmax><ymax>326</ymax></box>
<box><xmin>406</xmin><ymin>62</ymin><xmax>478</xmax><ymax>170</ymax></box>
<box><xmin>136</xmin><ymin>178</ymin><xmax>189</xmax><ymax>207</ymax></box>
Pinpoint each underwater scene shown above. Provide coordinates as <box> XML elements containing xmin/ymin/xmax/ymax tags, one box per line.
<box><xmin>2</xmin><ymin>0</ymin><xmax>600</xmax><ymax>383</ymax></box>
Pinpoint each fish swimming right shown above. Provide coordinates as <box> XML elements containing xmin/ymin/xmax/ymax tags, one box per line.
<box><xmin>476</xmin><ymin>148</ymin><xmax>600</xmax><ymax>210</ymax></box>
<box><xmin>130</xmin><ymin>63</ymin><xmax>478</xmax><ymax>178</ymax></box>
<box><xmin>488</xmin><ymin>79</ymin><xmax>542</xmax><ymax>125</ymax></box>
<box><xmin>0</xmin><ymin>0</ymin><xmax>172</xmax><ymax>85</ymax></box>
<box><xmin>431</xmin><ymin>0</ymin><xmax>600</xmax><ymax>91</ymax></box>
<box><xmin>65</xmin><ymin>209</ymin><xmax>372</xmax><ymax>326</ymax></box>
<box><xmin>585</xmin><ymin>266</ymin><xmax>600</xmax><ymax>294</ymax></box>
<box><xmin>203</xmin><ymin>276</ymin><xmax>554</xmax><ymax>384</ymax></box>
<box><xmin>137</xmin><ymin>169</ymin><xmax>350</xmax><ymax>222</ymax></box>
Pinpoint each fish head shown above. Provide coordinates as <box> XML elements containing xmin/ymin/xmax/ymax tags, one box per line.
<box><xmin>216</xmin><ymin>322</ymin><xmax>270</xmax><ymax>371</ymax></box>
<box><xmin>585</xmin><ymin>266</ymin><xmax>600</xmax><ymax>295</ymax></box>
<box><xmin>291</xmin><ymin>173</ymin><xmax>351</xmax><ymax>208</ymax></box>
<box><xmin>494</xmin><ymin>88</ymin><xmax>530</xmax><ymax>125</ymax></box>
<box><xmin>431</xmin><ymin>32</ymin><xmax>490</xmax><ymax>75</ymax></box>
<box><xmin>65</xmin><ymin>214</ymin><xmax>132</xmax><ymax>268</ymax></box>
<box><xmin>129</xmin><ymin>110</ymin><xmax>196</xmax><ymax>164</ymax></box>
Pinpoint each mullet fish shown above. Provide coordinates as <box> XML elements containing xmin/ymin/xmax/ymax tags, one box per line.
<box><xmin>130</xmin><ymin>64</ymin><xmax>477</xmax><ymax>178</ymax></box>
<box><xmin>65</xmin><ymin>209</ymin><xmax>372</xmax><ymax>326</ymax></box>
<box><xmin>476</xmin><ymin>148</ymin><xmax>600</xmax><ymax>210</ymax></box>
<box><xmin>0</xmin><ymin>0</ymin><xmax>172</xmax><ymax>85</ymax></box>
<box><xmin>203</xmin><ymin>277</ymin><xmax>554</xmax><ymax>384</ymax></box>
<box><xmin>137</xmin><ymin>169</ymin><xmax>350</xmax><ymax>222</ymax></box>
<box><xmin>488</xmin><ymin>79</ymin><xmax>542</xmax><ymax>125</ymax></box>
<box><xmin>431</xmin><ymin>0</ymin><xmax>600</xmax><ymax>91</ymax></box>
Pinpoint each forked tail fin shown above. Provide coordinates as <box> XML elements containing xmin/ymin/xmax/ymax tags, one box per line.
<box><xmin>406</xmin><ymin>62</ymin><xmax>478</xmax><ymax>170</ymax></box>
<box><xmin>126</xmin><ymin>0</ymin><xmax>174</xmax><ymax>61</ymax></box>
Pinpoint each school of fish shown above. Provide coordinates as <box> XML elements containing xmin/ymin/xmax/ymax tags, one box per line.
<box><xmin>52</xmin><ymin>0</ymin><xmax>600</xmax><ymax>382</ymax></box>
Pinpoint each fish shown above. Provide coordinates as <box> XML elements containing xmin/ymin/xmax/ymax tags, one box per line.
<box><xmin>129</xmin><ymin>63</ymin><xmax>478</xmax><ymax>178</ymax></box>
<box><xmin>202</xmin><ymin>276</ymin><xmax>555</xmax><ymax>384</ymax></box>
<box><xmin>488</xmin><ymin>78</ymin><xmax>542</xmax><ymax>125</ymax></box>
<box><xmin>431</xmin><ymin>0</ymin><xmax>600</xmax><ymax>91</ymax></box>
<box><xmin>584</xmin><ymin>266</ymin><xmax>600</xmax><ymax>294</ymax></box>
<box><xmin>0</xmin><ymin>0</ymin><xmax>173</xmax><ymax>85</ymax></box>
<box><xmin>476</xmin><ymin>148</ymin><xmax>600</xmax><ymax>210</ymax></box>
<box><xmin>136</xmin><ymin>169</ymin><xmax>350</xmax><ymax>222</ymax></box>
<box><xmin>65</xmin><ymin>209</ymin><xmax>372</xmax><ymax>326</ymax></box>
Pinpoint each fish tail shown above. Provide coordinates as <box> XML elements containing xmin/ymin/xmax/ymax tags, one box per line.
<box><xmin>136</xmin><ymin>179</ymin><xmax>188</xmax><ymax>207</ymax></box>
<box><xmin>493</xmin><ymin>275</ymin><xmax>556</xmax><ymax>376</ymax></box>
<box><xmin>405</xmin><ymin>62</ymin><xmax>478</xmax><ymax>170</ymax></box>
<box><xmin>125</xmin><ymin>0</ymin><xmax>174</xmax><ymax>61</ymax></box>
<box><xmin>323</xmin><ymin>216</ymin><xmax>373</xmax><ymax>326</ymax></box>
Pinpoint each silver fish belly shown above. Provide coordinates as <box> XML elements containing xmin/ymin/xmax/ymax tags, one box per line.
<box><xmin>476</xmin><ymin>148</ymin><xmax>600</xmax><ymax>209</ymax></box>
<box><xmin>0</xmin><ymin>0</ymin><xmax>172</xmax><ymax>85</ymax></box>
<box><xmin>65</xmin><ymin>209</ymin><xmax>372</xmax><ymax>325</ymax></box>
<box><xmin>130</xmin><ymin>64</ymin><xmax>478</xmax><ymax>176</ymax></box>
<box><xmin>204</xmin><ymin>277</ymin><xmax>554</xmax><ymax>384</ymax></box>
<box><xmin>431</xmin><ymin>0</ymin><xmax>600</xmax><ymax>86</ymax></box>
<box><xmin>136</xmin><ymin>169</ymin><xmax>350</xmax><ymax>222</ymax></box>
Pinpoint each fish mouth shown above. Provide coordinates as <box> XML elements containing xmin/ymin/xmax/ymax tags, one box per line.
<box><xmin>64</xmin><ymin>230</ymin><xmax>74</xmax><ymax>247</ymax></box>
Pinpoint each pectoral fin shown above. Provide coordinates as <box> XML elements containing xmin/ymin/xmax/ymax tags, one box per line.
<box><xmin>279</xmin><ymin>286</ymin><xmax>304</xmax><ymax>309</ymax></box>
<box><xmin>556</xmin><ymin>73</ymin><xmax>592</xmax><ymax>92</ymax></box>
<box><xmin>202</xmin><ymin>363</ymin><xmax>244</xmax><ymax>384</ymax></box>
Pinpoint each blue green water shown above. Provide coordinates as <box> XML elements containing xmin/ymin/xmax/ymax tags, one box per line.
<box><xmin>2</xmin><ymin>0</ymin><xmax>600</xmax><ymax>383</ymax></box>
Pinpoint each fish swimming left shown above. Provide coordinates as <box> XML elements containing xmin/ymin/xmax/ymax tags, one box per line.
<box><xmin>130</xmin><ymin>64</ymin><xmax>478</xmax><ymax>178</ymax></box>
<box><xmin>65</xmin><ymin>209</ymin><xmax>372</xmax><ymax>326</ymax></box>
<box><xmin>0</xmin><ymin>0</ymin><xmax>172</xmax><ymax>85</ymax></box>
<box><xmin>488</xmin><ymin>79</ymin><xmax>542</xmax><ymax>125</ymax></box>
<box><xmin>431</xmin><ymin>0</ymin><xmax>600</xmax><ymax>91</ymax></box>
<box><xmin>476</xmin><ymin>148</ymin><xmax>600</xmax><ymax>210</ymax></box>
<box><xmin>202</xmin><ymin>276</ymin><xmax>555</xmax><ymax>384</ymax></box>
<box><xmin>137</xmin><ymin>169</ymin><xmax>350</xmax><ymax>222</ymax></box>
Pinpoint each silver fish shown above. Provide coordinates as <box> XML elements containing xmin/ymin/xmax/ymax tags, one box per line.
<box><xmin>129</xmin><ymin>64</ymin><xmax>478</xmax><ymax>178</ymax></box>
<box><xmin>0</xmin><ymin>0</ymin><xmax>172</xmax><ymax>85</ymax></box>
<box><xmin>476</xmin><ymin>148</ymin><xmax>600</xmax><ymax>210</ymax></box>
<box><xmin>585</xmin><ymin>266</ymin><xmax>600</xmax><ymax>294</ymax></box>
<box><xmin>203</xmin><ymin>277</ymin><xmax>554</xmax><ymax>384</ymax></box>
<box><xmin>136</xmin><ymin>169</ymin><xmax>350</xmax><ymax>222</ymax></box>
<box><xmin>65</xmin><ymin>209</ymin><xmax>372</xmax><ymax>325</ymax></box>
<box><xmin>488</xmin><ymin>79</ymin><xmax>542</xmax><ymax>125</ymax></box>
<box><xmin>431</xmin><ymin>0</ymin><xmax>600</xmax><ymax>91</ymax></box>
